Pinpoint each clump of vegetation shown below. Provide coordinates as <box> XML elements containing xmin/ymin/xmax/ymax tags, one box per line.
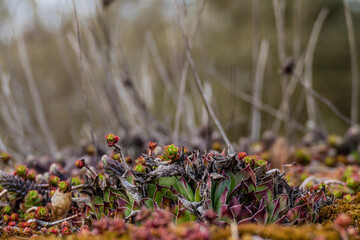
<box><xmin>0</xmin><ymin>133</ymin><xmax>336</xmax><ymax>238</ymax></box>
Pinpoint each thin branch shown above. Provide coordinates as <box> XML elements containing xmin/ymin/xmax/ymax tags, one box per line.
<box><xmin>251</xmin><ymin>39</ymin><xmax>269</xmax><ymax>141</ymax></box>
<box><xmin>294</xmin><ymin>73</ymin><xmax>351</xmax><ymax>125</ymax></box>
<box><xmin>303</xmin><ymin>7</ymin><xmax>329</xmax><ymax>126</ymax></box>
<box><xmin>272</xmin><ymin>0</ymin><xmax>290</xmax><ymax>135</ymax></box>
<box><xmin>208</xmin><ymin>68</ymin><xmax>305</xmax><ymax>132</ymax></box>
<box><xmin>174</xmin><ymin>0</ymin><xmax>234</xmax><ymax>153</ymax></box>
<box><xmin>174</xmin><ymin>0</ymin><xmax>207</xmax><ymax>144</ymax></box>
<box><xmin>28</xmin><ymin>214</ymin><xmax>78</xmax><ymax>227</ymax></box>
<box><xmin>343</xmin><ymin>0</ymin><xmax>359</xmax><ymax>125</ymax></box>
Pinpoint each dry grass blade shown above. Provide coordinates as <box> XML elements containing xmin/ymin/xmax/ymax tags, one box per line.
<box><xmin>174</xmin><ymin>0</ymin><xmax>234</xmax><ymax>153</ymax></box>
<box><xmin>343</xmin><ymin>0</ymin><xmax>359</xmax><ymax>125</ymax></box>
<box><xmin>251</xmin><ymin>39</ymin><xmax>269</xmax><ymax>142</ymax></box>
<box><xmin>72</xmin><ymin>0</ymin><xmax>97</xmax><ymax>155</ymax></box>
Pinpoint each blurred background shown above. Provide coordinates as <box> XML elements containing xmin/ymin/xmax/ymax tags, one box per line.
<box><xmin>0</xmin><ymin>0</ymin><xmax>360</xmax><ymax>159</ymax></box>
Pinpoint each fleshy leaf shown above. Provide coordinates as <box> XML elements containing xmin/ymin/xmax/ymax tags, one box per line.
<box><xmin>230</xmin><ymin>204</ymin><xmax>252</xmax><ymax>222</ymax></box>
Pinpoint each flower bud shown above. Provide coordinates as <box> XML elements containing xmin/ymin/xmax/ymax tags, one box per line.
<box><xmin>62</xmin><ymin>227</ymin><xmax>72</xmax><ymax>235</ymax></box>
<box><xmin>148</xmin><ymin>141</ymin><xmax>157</xmax><ymax>151</ymax></box>
<box><xmin>10</xmin><ymin>213</ymin><xmax>18</xmax><ymax>221</ymax></box>
<box><xmin>74</xmin><ymin>159</ymin><xmax>85</xmax><ymax>169</ymax></box>
<box><xmin>105</xmin><ymin>133</ymin><xmax>120</xmax><ymax>147</ymax></box>
<box><xmin>15</xmin><ymin>165</ymin><xmax>28</xmax><ymax>178</ymax></box>
<box><xmin>49</xmin><ymin>175</ymin><xmax>60</xmax><ymax>187</ymax></box>
<box><xmin>237</xmin><ymin>152</ymin><xmax>247</xmax><ymax>160</ymax></box>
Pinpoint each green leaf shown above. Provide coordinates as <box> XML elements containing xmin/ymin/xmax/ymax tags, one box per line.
<box><xmin>195</xmin><ymin>182</ymin><xmax>203</xmax><ymax>202</ymax></box>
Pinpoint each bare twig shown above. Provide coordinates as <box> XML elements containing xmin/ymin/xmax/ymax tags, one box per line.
<box><xmin>251</xmin><ymin>39</ymin><xmax>269</xmax><ymax>141</ymax></box>
<box><xmin>272</xmin><ymin>56</ymin><xmax>304</xmax><ymax>133</ymax></box>
<box><xmin>174</xmin><ymin>0</ymin><xmax>234</xmax><ymax>153</ymax></box>
<box><xmin>0</xmin><ymin>189</ymin><xmax>7</xmax><ymax>198</ymax></box>
<box><xmin>343</xmin><ymin>0</ymin><xmax>359</xmax><ymax>125</ymax></box>
<box><xmin>174</xmin><ymin>0</ymin><xmax>207</xmax><ymax>144</ymax></box>
<box><xmin>293</xmin><ymin>0</ymin><xmax>302</xmax><ymax>60</ymax></box>
<box><xmin>71</xmin><ymin>184</ymin><xmax>90</xmax><ymax>191</ymax></box>
<box><xmin>294</xmin><ymin>73</ymin><xmax>351</xmax><ymax>125</ymax></box>
<box><xmin>72</xmin><ymin>0</ymin><xmax>97</xmax><ymax>156</ymax></box>
<box><xmin>272</xmin><ymin>0</ymin><xmax>290</xmax><ymax>136</ymax></box>
<box><xmin>208</xmin><ymin>68</ymin><xmax>306</xmax><ymax>132</ymax></box>
<box><xmin>303</xmin><ymin>8</ymin><xmax>329</xmax><ymax>126</ymax></box>
<box><xmin>28</xmin><ymin>214</ymin><xmax>78</xmax><ymax>227</ymax></box>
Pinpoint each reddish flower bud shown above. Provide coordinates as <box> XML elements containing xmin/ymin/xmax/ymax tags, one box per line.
<box><xmin>237</xmin><ymin>152</ymin><xmax>247</xmax><ymax>160</ymax></box>
<box><xmin>62</xmin><ymin>227</ymin><xmax>72</xmax><ymax>235</ymax></box>
<box><xmin>26</xmin><ymin>169</ymin><xmax>36</xmax><ymax>181</ymax></box>
<box><xmin>8</xmin><ymin>221</ymin><xmax>16</xmax><ymax>227</ymax></box>
<box><xmin>75</xmin><ymin>159</ymin><xmax>85</xmax><ymax>169</ymax></box>
<box><xmin>23</xmin><ymin>222</ymin><xmax>30</xmax><ymax>228</ymax></box>
<box><xmin>10</xmin><ymin>213</ymin><xmax>18</xmax><ymax>221</ymax></box>
<box><xmin>49</xmin><ymin>175</ymin><xmax>60</xmax><ymax>187</ymax></box>
<box><xmin>49</xmin><ymin>226</ymin><xmax>59</xmax><ymax>235</ymax></box>
<box><xmin>148</xmin><ymin>141</ymin><xmax>157</xmax><ymax>151</ymax></box>
<box><xmin>15</xmin><ymin>165</ymin><xmax>28</xmax><ymax>178</ymax></box>
<box><xmin>58</xmin><ymin>181</ymin><xmax>71</xmax><ymax>193</ymax></box>
<box><xmin>105</xmin><ymin>133</ymin><xmax>120</xmax><ymax>147</ymax></box>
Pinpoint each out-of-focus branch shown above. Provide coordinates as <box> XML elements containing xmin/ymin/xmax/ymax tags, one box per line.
<box><xmin>343</xmin><ymin>0</ymin><xmax>359</xmax><ymax>125</ymax></box>
<box><xmin>174</xmin><ymin>0</ymin><xmax>234</xmax><ymax>153</ymax></box>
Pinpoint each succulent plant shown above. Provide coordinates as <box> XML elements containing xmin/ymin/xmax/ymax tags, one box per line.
<box><xmin>95</xmin><ymin>144</ymin><xmax>332</xmax><ymax>226</ymax></box>
<box><xmin>0</xmin><ymin>171</ymin><xmax>48</xmax><ymax>201</ymax></box>
<box><xmin>36</xmin><ymin>206</ymin><xmax>51</xmax><ymax>221</ymax></box>
<box><xmin>15</xmin><ymin>165</ymin><xmax>28</xmax><ymax>178</ymax></box>
<box><xmin>22</xmin><ymin>190</ymin><xmax>43</xmax><ymax>210</ymax></box>
<box><xmin>162</xmin><ymin>144</ymin><xmax>179</xmax><ymax>161</ymax></box>
<box><xmin>58</xmin><ymin>181</ymin><xmax>71</xmax><ymax>193</ymax></box>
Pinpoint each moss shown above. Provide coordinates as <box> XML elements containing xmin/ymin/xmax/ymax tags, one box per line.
<box><xmin>210</xmin><ymin>224</ymin><xmax>347</xmax><ymax>240</ymax></box>
<box><xmin>318</xmin><ymin>200</ymin><xmax>360</xmax><ymax>231</ymax></box>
